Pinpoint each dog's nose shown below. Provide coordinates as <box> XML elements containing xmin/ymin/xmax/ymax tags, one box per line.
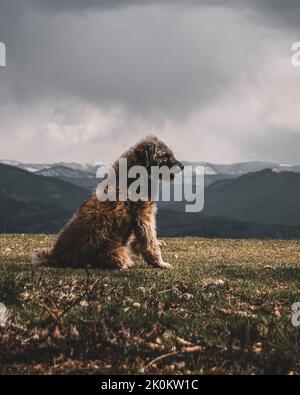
<box><xmin>178</xmin><ymin>162</ymin><xmax>184</xmax><ymax>170</ymax></box>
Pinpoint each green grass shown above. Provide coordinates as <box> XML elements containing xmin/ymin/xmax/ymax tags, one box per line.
<box><xmin>0</xmin><ymin>235</ymin><xmax>300</xmax><ymax>374</ymax></box>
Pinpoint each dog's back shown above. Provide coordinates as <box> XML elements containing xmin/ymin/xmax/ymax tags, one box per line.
<box><xmin>32</xmin><ymin>194</ymin><xmax>133</xmax><ymax>268</ymax></box>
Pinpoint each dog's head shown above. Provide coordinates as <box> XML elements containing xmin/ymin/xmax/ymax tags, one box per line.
<box><xmin>135</xmin><ymin>135</ymin><xmax>184</xmax><ymax>181</ymax></box>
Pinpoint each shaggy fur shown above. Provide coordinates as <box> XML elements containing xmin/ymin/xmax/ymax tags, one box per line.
<box><xmin>33</xmin><ymin>136</ymin><xmax>183</xmax><ymax>270</ymax></box>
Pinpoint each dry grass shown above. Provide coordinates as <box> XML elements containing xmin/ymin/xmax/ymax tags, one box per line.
<box><xmin>0</xmin><ymin>235</ymin><xmax>300</xmax><ymax>374</ymax></box>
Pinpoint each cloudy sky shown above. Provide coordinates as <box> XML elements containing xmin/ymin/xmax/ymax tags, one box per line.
<box><xmin>0</xmin><ymin>0</ymin><xmax>300</xmax><ymax>164</ymax></box>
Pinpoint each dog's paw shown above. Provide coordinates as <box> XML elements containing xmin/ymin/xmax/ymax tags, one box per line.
<box><xmin>126</xmin><ymin>260</ymin><xmax>135</xmax><ymax>268</ymax></box>
<box><xmin>158</xmin><ymin>239</ymin><xmax>167</xmax><ymax>247</ymax></box>
<box><xmin>158</xmin><ymin>261</ymin><xmax>173</xmax><ymax>270</ymax></box>
<box><xmin>122</xmin><ymin>259</ymin><xmax>135</xmax><ymax>269</ymax></box>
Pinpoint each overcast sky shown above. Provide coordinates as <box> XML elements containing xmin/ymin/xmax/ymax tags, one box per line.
<box><xmin>0</xmin><ymin>0</ymin><xmax>300</xmax><ymax>164</ymax></box>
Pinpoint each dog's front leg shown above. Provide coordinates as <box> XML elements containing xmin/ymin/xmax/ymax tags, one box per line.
<box><xmin>133</xmin><ymin>218</ymin><xmax>172</xmax><ymax>269</ymax></box>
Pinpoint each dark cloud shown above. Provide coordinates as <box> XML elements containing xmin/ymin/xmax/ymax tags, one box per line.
<box><xmin>0</xmin><ymin>0</ymin><xmax>299</xmax><ymax>163</ymax></box>
<box><xmin>29</xmin><ymin>0</ymin><xmax>300</xmax><ymax>12</ymax></box>
<box><xmin>29</xmin><ymin>0</ymin><xmax>300</xmax><ymax>29</ymax></box>
<box><xmin>2</xmin><ymin>0</ymin><xmax>284</xmax><ymax>114</ymax></box>
<box><xmin>0</xmin><ymin>3</ymin><xmax>261</xmax><ymax>115</ymax></box>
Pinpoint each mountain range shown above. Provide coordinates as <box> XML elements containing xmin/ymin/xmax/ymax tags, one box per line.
<box><xmin>159</xmin><ymin>169</ymin><xmax>300</xmax><ymax>227</ymax></box>
<box><xmin>0</xmin><ymin>164</ymin><xmax>90</xmax><ymax>233</ymax></box>
<box><xmin>0</xmin><ymin>160</ymin><xmax>299</xmax><ymax>238</ymax></box>
<box><xmin>2</xmin><ymin>159</ymin><xmax>300</xmax><ymax>190</ymax></box>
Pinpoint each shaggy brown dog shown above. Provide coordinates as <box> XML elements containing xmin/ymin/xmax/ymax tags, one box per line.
<box><xmin>33</xmin><ymin>136</ymin><xmax>183</xmax><ymax>269</ymax></box>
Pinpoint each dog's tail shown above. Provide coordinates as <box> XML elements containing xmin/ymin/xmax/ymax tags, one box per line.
<box><xmin>32</xmin><ymin>248</ymin><xmax>52</xmax><ymax>266</ymax></box>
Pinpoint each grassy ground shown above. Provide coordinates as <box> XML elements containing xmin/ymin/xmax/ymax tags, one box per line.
<box><xmin>0</xmin><ymin>234</ymin><xmax>300</xmax><ymax>375</ymax></box>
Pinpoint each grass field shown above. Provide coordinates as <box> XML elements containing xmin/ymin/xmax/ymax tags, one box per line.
<box><xmin>0</xmin><ymin>235</ymin><xmax>300</xmax><ymax>374</ymax></box>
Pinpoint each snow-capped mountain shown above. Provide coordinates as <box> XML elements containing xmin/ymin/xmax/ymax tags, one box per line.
<box><xmin>36</xmin><ymin>165</ymin><xmax>95</xmax><ymax>179</ymax></box>
<box><xmin>183</xmin><ymin>161</ymin><xmax>300</xmax><ymax>176</ymax></box>
<box><xmin>0</xmin><ymin>160</ymin><xmax>110</xmax><ymax>190</ymax></box>
<box><xmin>1</xmin><ymin>159</ymin><xmax>299</xmax><ymax>191</ymax></box>
<box><xmin>0</xmin><ymin>160</ymin><xmax>52</xmax><ymax>173</ymax></box>
<box><xmin>0</xmin><ymin>160</ymin><xmax>107</xmax><ymax>177</ymax></box>
<box><xmin>2</xmin><ymin>159</ymin><xmax>300</xmax><ymax>178</ymax></box>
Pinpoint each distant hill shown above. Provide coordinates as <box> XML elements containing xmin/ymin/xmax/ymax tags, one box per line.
<box><xmin>183</xmin><ymin>160</ymin><xmax>300</xmax><ymax>176</ymax></box>
<box><xmin>0</xmin><ymin>164</ymin><xmax>90</xmax><ymax>211</ymax></box>
<box><xmin>0</xmin><ymin>160</ymin><xmax>101</xmax><ymax>175</ymax></box>
<box><xmin>35</xmin><ymin>165</ymin><xmax>98</xmax><ymax>190</ymax></box>
<box><xmin>0</xmin><ymin>160</ymin><xmax>102</xmax><ymax>191</ymax></box>
<box><xmin>157</xmin><ymin>210</ymin><xmax>300</xmax><ymax>239</ymax></box>
<box><xmin>158</xmin><ymin>169</ymin><xmax>300</xmax><ymax>227</ymax></box>
<box><xmin>1</xmin><ymin>159</ymin><xmax>300</xmax><ymax>191</ymax></box>
<box><xmin>0</xmin><ymin>190</ymin><xmax>71</xmax><ymax>233</ymax></box>
<box><xmin>0</xmin><ymin>164</ymin><xmax>90</xmax><ymax>233</ymax></box>
<box><xmin>203</xmin><ymin>169</ymin><xmax>300</xmax><ymax>226</ymax></box>
<box><xmin>0</xmin><ymin>163</ymin><xmax>299</xmax><ymax>238</ymax></box>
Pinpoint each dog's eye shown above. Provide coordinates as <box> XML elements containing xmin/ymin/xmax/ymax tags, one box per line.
<box><xmin>161</xmin><ymin>156</ymin><xmax>168</xmax><ymax>163</ymax></box>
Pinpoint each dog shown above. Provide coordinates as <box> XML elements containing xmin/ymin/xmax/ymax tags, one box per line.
<box><xmin>33</xmin><ymin>135</ymin><xmax>183</xmax><ymax>270</ymax></box>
